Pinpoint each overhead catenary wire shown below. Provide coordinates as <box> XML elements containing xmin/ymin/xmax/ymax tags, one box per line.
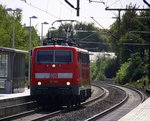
<box><xmin>107</xmin><ymin>0</ymin><xmax>120</xmax><ymax>8</ymax></box>
<box><xmin>20</xmin><ymin>0</ymin><xmax>60</xmax><ymax>19</ymax></box>
<box><xmin>79</xmin><ymin>40</ymin><xmax>150</xmax><ymax>46</ymax></box>
<box><xmin>80</xmin><ymin>32</ymin><xmax>98</xmax><ymax>41</ymax></box>
<box><xmin>89</xmin><ymin>0</ymin><xmax>105</xmax><ymax>4</ymax></box>
<box><xmin>119</xmin><ymin>0</ymin><xmax>123</xmax><ymax>8</ymax></box>
<box><xmin>91</xmin><ymin>17</ymin><xmax>118</xmax><ymax>40</ymax></box>
<box><xmin>79</xmin><ymin>40</ymin><xmax>107</xmax><ymax>45</ymax></box>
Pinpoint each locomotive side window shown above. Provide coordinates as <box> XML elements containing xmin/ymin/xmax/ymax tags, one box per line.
<box><xmin>36</xmin><ymin>50</ymin><xmax>72</xmax><ymax>63</ymax></box>
<box><xmin>37</xmin><ymin>50</ymin><xmax>53</xmax><ymax>63</ymax></box>
<box><xmin>55</xmin><ymin>50</ymin><xmax>72</xmax><ymax>63</ymax></box>
<box><xmin>79</xmin><ymin>53</ymin><xmax>90</xmax><ymax>64</ymax></box>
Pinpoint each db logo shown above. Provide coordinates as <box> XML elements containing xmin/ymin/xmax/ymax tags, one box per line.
<box><xmin>50</xmin><ymin>73</ymin><xmax>58</xmax><ymax>78</ymax></box>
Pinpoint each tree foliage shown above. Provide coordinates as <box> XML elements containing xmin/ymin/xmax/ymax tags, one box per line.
<box><xmin>0</xmin><ymin>5</ymin><xmax>40</xmax><ymax>79</ymax></box>
<box><xmin>91</xmin><ymin>56</ymin><xmax>106</xmax><ymax>81</ymax></box>
<box><xmin>0</xmin><ymin>5</ymin><xmax>39</xmax><ymax>50</ymax></box>
<box><xmin>116</xmin><ymin>54</ymin><xmax>146</xmax><ymax>84</ymax></box>
<box><xmin>119</xmin><ymin>32</ymin><xmax>144</xmax><ymax>63</ymax></box>
<box><xmin>91</xmin><ymin>56</ymin><xmax>117</xmax><ymax>81</ymax></box>
<box><xmin>74</xmin><ymin>22</ymin><xmax>108</xmax><ymax>51</ymax></box>
<box><xmin>109</xmin><ymin>5</ymin><xmax>149</xmax><ymax>64</ymax></box>
<box><xmin>109</xmin><ymin>4</ymin><xmax>150</xmax><ymax>85</ymax></box>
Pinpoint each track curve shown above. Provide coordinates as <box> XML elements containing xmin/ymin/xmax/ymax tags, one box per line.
<box><xmin>86</xmin><ymin>83</ymin><xmax>147</xmax><ymax>121</ymax></box>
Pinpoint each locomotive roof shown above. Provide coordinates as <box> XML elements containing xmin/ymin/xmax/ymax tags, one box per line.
<box><xmin>34</xmin><ymin>45</ymin><xmax>89</xmax><ymax>53</ymax></box>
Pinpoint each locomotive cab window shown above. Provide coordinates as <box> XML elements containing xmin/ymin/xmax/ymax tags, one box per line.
<box><xmin>37</xmin><ymin>50</ymin><xmax>53</xmax><ymax>63</ymax></box>
<box><xmin>37</xmin><ymin>50</ymin><xmax>72</xmax><ymax>63</ymax></box>
<box><xmin>55</xmin><ymin>50</ymin><xmax>72</xmax><ymax>63</ymax></box>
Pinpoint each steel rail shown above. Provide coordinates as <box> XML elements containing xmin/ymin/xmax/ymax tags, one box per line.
<box><xmin>29</xmin><ymin>85</ymin><xmax>108</xmax><ymax>121</ymax></box>
<box><xmin>0</xmin><ymin>101</ymin><xmax>40</xmax><ymax>121</ymax></box>
<box><xmin>85</xmin><ymin>84</ymin><xmax>146</xmax><ymax>121</ymax></box>
<box><xmin>0</xmin><ymin>85</ymin><xmax>107</xmax><ymax>121</ymax></box>
<box><xmin>123</xmin><ymin>85</ymin><xmax>146</xmax><ymax>103</ymax></box>
<box><xmin>83</xmin><ymin>86</ymin><xmax>108</xmax><ymax>105</ymax></box>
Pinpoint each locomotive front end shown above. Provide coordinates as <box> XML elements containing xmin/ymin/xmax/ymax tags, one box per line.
<box><xmin>30</xmin><ymin>46</ymin><xmax>79</xmax><ymax>97</ymax></box>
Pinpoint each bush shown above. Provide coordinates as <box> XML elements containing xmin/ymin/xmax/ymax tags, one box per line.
<box><xmin>91</xmin><ymin>55</ymin><xmax>117</xmax><ymax>81</ymax></box>
<box><xmin>104</xmin><ymin>58</ymin><xmax>118</xmax><ymax>78</ymax></box>
<box><xmin>115</xmin><ymin>61</ymin><xmax>131</xmax><ymax>84</ymax></box>
<box><xmin>115</xmin><ymin>53</ymin><xmax>147</xmax><ymax>85</ymax></box>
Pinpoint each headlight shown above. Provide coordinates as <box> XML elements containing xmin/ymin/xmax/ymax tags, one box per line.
<box><xmin>66</xmin><ymin>82</ymin><xmax>70</xmax><ymax>85</ymax></box>
<box><xmin>52</xmin><ymin>64</ymin><xmax>56</xmax><ymax>68</ymax></box>
<box><xmin>38</xmin><ymin>81</ymin><xmax>42</xmax><ymax>85</ymax></box>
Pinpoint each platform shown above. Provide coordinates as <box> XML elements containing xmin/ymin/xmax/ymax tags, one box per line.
<box><xmin>119</xmin><ymin>97</ymin><xmax>150</xmax><ymax>121</ymax></box>
<box><xmin>0</xmin><ymin>88</ymin><xmax>30</xmax><ymax>100</ymax></box>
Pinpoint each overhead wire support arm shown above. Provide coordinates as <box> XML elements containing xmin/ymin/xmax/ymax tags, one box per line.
<box><xmin>64</xmin><ymin>0</ymin><xmax>80</xmax><ymax>16</ymax></box>
<box><xmin>91</xmin><ymin>17</ymin><xmax>118</xmax><ymax>40</ymax></box>
<box><xmin>51</xmin><ymin>20</ymin><xmax>80</xmax><ymax>26</ymax></box>
<box><xmin>105</xmin><ymin>7</ymin><xmax>150</xmax><ymax>11</ymax></box>
<box><xmin>143</xmin><ymin>0</ymin><xmax>150</xmax><ymax>7</ymax></box>
<box><xmin>64</xmin><ymin>0</ymin><xmax>76</xmax><ymax>9</ymax></box>
<box><xmin>89</xmin><ymin>0</ymin><xmax>105</xmax><ymax>4</ymax></box>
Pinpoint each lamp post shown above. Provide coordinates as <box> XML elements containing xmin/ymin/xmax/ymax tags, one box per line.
<box><xmin>28</xmin><ymin>16</ymin><xmax>38</xmax><ymax>88</ymax></box>
<box><xmin>6</xmin><ymin>8</ymin><xmax>22</xmax><ymax>48</ymax></box>
<box><xmin>48</xmin><ymin>27</ymin><xmax>56</xmax><ymax>39</ymax></box>
<box><xmin>41</xmin><ymin>22</ymin><xmax>49</xmax><ymax>45</ymax></box>
<box><xmin>29</xmin><ymin>16</ymin><xmax>38</xmax><ymax>49</ymax></box>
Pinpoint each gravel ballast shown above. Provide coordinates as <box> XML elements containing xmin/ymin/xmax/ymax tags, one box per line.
<box><xmin>50</xmin><ymin>81</ymin><xmax>126</xmax><ymax>121</ymax></box>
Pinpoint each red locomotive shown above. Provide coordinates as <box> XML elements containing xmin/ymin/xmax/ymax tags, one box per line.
<box><xmin>30</xmin><ymin>45</ymin><xmax>91</xmax><ymax>107</ymax></box>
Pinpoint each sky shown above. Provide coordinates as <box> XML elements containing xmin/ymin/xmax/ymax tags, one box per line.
<box><xmin>0</xmin><ymin>0</ymin><xmax>148</xmax><ymax>37</ymax></box>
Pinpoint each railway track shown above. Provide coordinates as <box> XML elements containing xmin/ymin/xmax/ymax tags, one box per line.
<box><xmin>45</xmin><ymin>82</ymin><xmax>146</xmax><ymax>121</ymax></box>
<box><xmin>85</xmin><ymin>83</ymin><xmax>147</xmax><ymax>121</ymax></box>
<box><xmin>0</xmin><ymin>85</ymin><xmax>106</xmax><ymax>121</ymax></box>
<box><xmin>0</xmin><ymin>82</ymin><xmax>147</xmax><ymax>121</ymax></box>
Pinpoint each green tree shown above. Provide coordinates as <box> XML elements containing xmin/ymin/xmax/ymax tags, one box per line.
<box><xmin>74</xmin><ymin>22</ymin><xmax>108</xmax><ymax>51</ymax></box>
<box><xmin>91</xmin><ymin>56</ymin><xmax>106</xmax><ymax>81</ymax></box>
<box><xmin>109</xmin><ymin>5</ymin><xmax>150</xmax><ymax>64</ymax></box>
<box><xmin>0</xmin><ymin>5</ymin><xmax>40</xmax><ymax>50</ymax></box>
<box><xmin>116</xmin><ymin>54</ymin><xmax>146</xmax><ymax>85</ymax></box>
<box><xmin>0</xmin><ymin>4</ymin><xmax>40</xmax><ymax>80</ymax></box>
<box><xmin>104</xmin><ymin>58</ymin><xmax>118</xmax><ymax>78</ymax></box>
<box><xmin>109</xmin><ymin>5</ymin><xmax>150</xmax><ymax>86</ymax></box>
<box><xmin>115</xmin><ymin>61</ymin><xmax>131</xmax><ymax>84</ymax></box>
<box><xmin>119</xmin><ymin>33</ymin><xmax>144</xmax><ymax>63</ymax></box>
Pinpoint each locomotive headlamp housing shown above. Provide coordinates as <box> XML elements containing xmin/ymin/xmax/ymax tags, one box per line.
<box><xmin>66</xmin><ymin>81</ymin><xmax>70</xmax><ymax>85</ymax></box>
<box><xmin>38</xmin><ymin>81</ymin><xmax>42</xmax><ymax>85</ymax></box>
<box><xmin>52</xmin><ymin>64</ymin><xmax>56</xmax><ymax>68</ymax></box>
